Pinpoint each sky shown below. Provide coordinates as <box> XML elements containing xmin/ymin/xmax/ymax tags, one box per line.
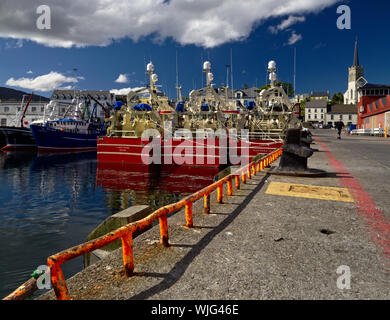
<box><xmin>0</xmin><ymin>0</ymin><xmax>389</xmax><ymax>100</ymax></box>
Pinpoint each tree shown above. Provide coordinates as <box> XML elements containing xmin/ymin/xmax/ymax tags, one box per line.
<box><xmin>258</xmin><ymin>82</ymin><xmax>294</xmax><ymax>97</ymax></box>
<box><xmin>331</xmin><ymin>92</ymin><xmax>344</xmax><ymax>104</ymax></box>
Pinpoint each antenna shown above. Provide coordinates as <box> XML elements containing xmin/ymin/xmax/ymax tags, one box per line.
<box><xmin>201</xmin><ymin>52</ymin><xmax>204</xmax><ymax>88</ymax></box>
<box><xmin>144</xmin><ymin>56</ymin><xmax>147</xmax><ymax>85</ymax></box>
<box><xmin>294</xmin><ymin>47</ymin><xmax>297</xmax><ymax>97</ymax></box>
<box><xmin>230</xmin><ymin>48</ymin><xmax>234</xmax><ymax>98</ymax></box>
<box><xmin>176</xmin><ymin>50</ymin><xmax>179</xmax><ymax>100</ymax></box>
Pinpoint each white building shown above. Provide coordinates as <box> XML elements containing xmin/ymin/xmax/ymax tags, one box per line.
<box><xmin>0</xmin><ymin>99</ymin><xmax>48</xmax><ymax>127</ymax></box>
<box><xmin>326</xmin><ymin>104</ymin><xmax>358</xmax><ymax>126</ymax></box>
<box><xmin>305</xmin><ymin>100</ymin><xmax>327</xmax><ymax>124</ymax></box>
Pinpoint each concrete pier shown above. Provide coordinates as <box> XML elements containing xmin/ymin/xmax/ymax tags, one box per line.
<box><xmin>37</xmin><ymin>130</ymin><xmax>390</xmax><ymax>300</ymax></box>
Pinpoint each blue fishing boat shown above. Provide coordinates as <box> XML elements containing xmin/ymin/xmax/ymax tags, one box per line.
<box><xmin>30</xmin><ymin>99</ymin><xmax>107</xmax><ymax>152</ymax></box>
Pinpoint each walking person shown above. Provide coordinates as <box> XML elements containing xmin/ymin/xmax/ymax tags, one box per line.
<box><xmin>334</xmin><ymin>117</ymin><xmax>345</xmax><ymax>140</ymax></box>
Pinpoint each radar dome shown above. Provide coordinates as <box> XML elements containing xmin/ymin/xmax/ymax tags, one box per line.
<box><xmin>268</xmin><ymin>60</ymin><xmax>276</xmax><ymax>70</ymax></box>
<box><xmin>151</xmin><ymin>73</ymin><xmax>158</xmax><ymax>82</ymax></box>
<box><xmin>147</xmin><ymin>62</ymin><xmax>155</xmax><ymax>72</ymax></box>
<box><xmin>269</xmin><ymin>72</ymin><xmax>277</xmax><ymax>82</ymax></box>
<box><xmin>203</xmin><ymin>61</ymin><xmax>211</xmax><ymax>71</ymax></box>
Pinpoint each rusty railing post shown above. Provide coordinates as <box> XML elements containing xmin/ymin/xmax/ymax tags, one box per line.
<box><xmin>159</xmin><ymin>215</ymin><xmax>169</xmax><ymax>247</ymax></box>
<box><xmin>185</xmin><ymin>202</ymin><xmax>193</xmax><ymax>227</ymax></box>
<box><xmin>204</xmin><ymin>193</ymin><xmax>210</xmax><ymax>214</ymax></box>
<box><xmin>47</xmin><ymin>259</ymin><xmax>70</xmax><ymax>300</ymax></box>
<box><xmin>235</xmin><ymin>175</ymin><xmax>240</xmax><ymax>189</ymax></box>
<box><xmin>121</xmin><ymin>232</ymin><xmax>134</xmax><ymax>277</ymax></box>
<box><xmin>217</xmin><ymin>184</ymin><xmax>223</xmax><ymax>203</ymax></box>
<box><xmin>242</xmin><ymin>170</ymin><xmax>247</xmax><ymax>184</ymax></box>
<box><xmin>227</xmin><ymin>178</ymin><xmax>233</xmax><ymax>196</ymax></box>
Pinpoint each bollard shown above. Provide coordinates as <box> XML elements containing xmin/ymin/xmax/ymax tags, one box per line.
<box><xmin>273</xmin><ymin>129</ymin><xmax>326</xmax><ymax>177</ymax></box>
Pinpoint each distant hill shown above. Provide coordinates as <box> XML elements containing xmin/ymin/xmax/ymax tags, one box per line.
<box><xmin>0</xmin><ymin>87</ymin><xmax>50</xmax><ymax>102</ymax></box>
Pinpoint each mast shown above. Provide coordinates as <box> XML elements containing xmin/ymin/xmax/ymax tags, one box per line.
<box><xmin>294</xmin><ymin>47</ymin><xmax>296</xmax><ymax>97</ymax></box>
<box><xmin>230</xmin><ymin>48</ymin><xmax>234</xmax><ymax>99</ymax></box>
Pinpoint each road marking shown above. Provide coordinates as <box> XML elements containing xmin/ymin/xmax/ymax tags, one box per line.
<box><xmin>314</xmin><ymin>135</ymin><xmax>390</xmax><ymax>262</ymax></box>
<box><xmin>265</xmin><ymin>182</ymin><xmax>354</xmax><ymax>202</ymax></box>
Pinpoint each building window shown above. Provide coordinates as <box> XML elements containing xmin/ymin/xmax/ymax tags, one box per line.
<box><xmin>321</xmin><ymin>114</ymin><xmax>324</xmax><ymax>119</ymax></box>
<box><xmin>308</xmin><ymin>108</ymin><xmax>311</xmax><ymax>113</ymax></box>
<box><xmin>32</xmin><ymin>107</ymin><xmax>36</xmax><ymax>112</ymax></box>
<box><xmin>4</xmin><ymin>107</ymin><xmax>9</xmax><ymax>112</ymax></box>
<box><xmin>349</xmin><ymin>115</ymin><xmax>352</xmax><ymax>120</ymax></box>
<box><xmin>41</xmin><ymin>107</ymin><xmax>44</xmax><ymax>112</ymax></box>
<box><xmin>1</xmin><ymin>119</ymin><xmax>6</xmax><ymax>126</ymax></box>
<box><xmin>331</xmin><ymin>115</ymin><xmax>334</xmax><ymax>120</ymax></box>
<box><xmin>315</xmin><ymin>109</ymin><xmax>318</xmax><ymax>113</ymax></box>
<box><xmin>314</xmin><ymin>114</ymin><xmax>317</xmax><ymax>119</ymax></box>
<box><xmin>308</xmin><ymin>114</ymin><xmax>311</xmax><ymax>119</ymax></box>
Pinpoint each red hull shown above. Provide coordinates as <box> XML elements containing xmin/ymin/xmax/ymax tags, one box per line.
<box><xmin>97</xmin><ymin>136</ymin><xmax>283</xmax><ymax>166</ymax></box>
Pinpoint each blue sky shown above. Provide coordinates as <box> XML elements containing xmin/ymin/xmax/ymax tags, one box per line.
<box><xmin>0</xmin><ymin>0</ymin><xmax>388</xmax><ymax>99</ymax></box>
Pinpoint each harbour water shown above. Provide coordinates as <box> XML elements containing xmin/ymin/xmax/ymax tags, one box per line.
<box><xmin>0</xmin><ymin>151</ymin><xmax>220</xmax><ymax>299</ymax></box>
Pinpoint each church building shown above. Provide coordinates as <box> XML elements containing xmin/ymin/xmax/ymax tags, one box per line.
<box><xmin>344</xmin><ymin>40</ymin><xmax>365</xmax><ymax>105</ymax></box>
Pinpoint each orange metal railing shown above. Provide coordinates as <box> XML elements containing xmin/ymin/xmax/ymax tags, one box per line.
<box><xmin>4</xmin><ymin>148</ymin><xmax>283</xmax><ymax>300</ymax></box>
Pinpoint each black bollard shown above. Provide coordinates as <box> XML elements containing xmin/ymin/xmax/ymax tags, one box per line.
<box><xmin>272</xmin><ymin>128</ymin><xmax>327</xmax><ymax>177</ymax></box>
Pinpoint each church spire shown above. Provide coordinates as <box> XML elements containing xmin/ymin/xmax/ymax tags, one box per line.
<box><xmin>353</xmin><ymin>37</ymin><xmax>360</xmax><ymax>66</ymax></box>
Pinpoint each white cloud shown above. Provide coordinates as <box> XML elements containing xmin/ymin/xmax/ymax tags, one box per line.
<box><xmin>287</xmin><ymin>31</ymin><xmax>303</xmax><ymax>45</ymax></box>
<box><xmin>27</xmin><ymin>70</ymin><xmax>33</xmax><ymax>74</ymax></box>
<box><xmin>6</xmin><ymin>72</ymin><xmax>79</xmax><ymax>92</ymax></box>
<box><xmin>0</xmin><ymin>0</ymin><xmax>340</xmax><ymax>48</ymax></box>
<box><xmin>110</xmin><ymin>87</ymin><xmax>147</xmax><ymax>95</ymax></box>
<box><xmin>269</xmin><ymin>15</ymin><xmax>306</xmax><ymax>34</ymax></box>
<box><xmin>115</xmin><ymin>74</ymin><xmax>130</xmax><ymax>84</ymax></box>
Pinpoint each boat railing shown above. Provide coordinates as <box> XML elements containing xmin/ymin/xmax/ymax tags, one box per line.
<box><xmin>3</xmin><ymin>148</ymin><xmax>283</xmax><ymax>300</ymax></box>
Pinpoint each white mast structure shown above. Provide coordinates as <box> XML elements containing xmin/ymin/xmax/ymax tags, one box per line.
<box><xmin>268</xmin><ymin>60</ymin><xmax>277</xmax><ymax>88</ymax></box>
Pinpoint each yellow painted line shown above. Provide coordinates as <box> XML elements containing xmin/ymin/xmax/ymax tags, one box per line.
<box><xmin>265</xmin><ymin>182</ymin><xmax>354</xmax><ymax>202</ymax></box>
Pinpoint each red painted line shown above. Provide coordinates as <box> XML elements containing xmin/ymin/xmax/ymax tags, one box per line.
<box><xmin>314</xmin><ymin>135</ymin><xmax>390</xmax><ymax>261</ymax></box>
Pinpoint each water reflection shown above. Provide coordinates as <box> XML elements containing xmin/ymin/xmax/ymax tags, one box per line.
<box><xmin>97</xmin><ymin>163</ymin><xmax>219</xmax><ymax>213</ymax></box>
<box><xmin>0</xmin><ymin>151</ymin><xmax>220</xmax><ymax>299</ymax></box>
